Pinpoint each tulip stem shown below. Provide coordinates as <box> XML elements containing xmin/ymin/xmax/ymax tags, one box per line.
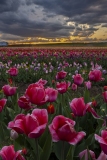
<box><xmin>61</xmin><ymin>141</ymin><xmax>65</xmax><ymax>160</ymax></box>
<box><xmin>35</xmin><ymin>138</ymin><xmax>40</xmax><ymax>160</ymax></box>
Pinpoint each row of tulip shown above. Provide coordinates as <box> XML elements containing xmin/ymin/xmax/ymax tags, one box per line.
<box><xmin>0</xmin><ymin>48</ymin><xmax>107</xmax><ymax>159</ymax></box>
<box><xmin>0</xmin><ymin>48</ymin><xmax>107</xmax><ymax>85</ymax></box>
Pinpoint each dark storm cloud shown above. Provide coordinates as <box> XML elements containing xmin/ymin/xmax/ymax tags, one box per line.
<box><xmin>26</xmin><ymin>0</ymin><xmax>107</xmax><ymax>24</ymax></box>
<box><xmin>0</xmin><ymin>0</ymin><xmax>21</xmax><ymax>13</ymax></box>
<box><xmin>0</xmin><ymin>0</ymin><xmax>107</xmax><ymax>41</ymax></box>
<box><xmin>0</xmin><ymin>0</ymin><xmax>76</xmax><ymax>39</ymax></box>
<box><xmin>0</xmin><ymin>13</ymin><xmax>75</xmax><ymax>38</ymax></box>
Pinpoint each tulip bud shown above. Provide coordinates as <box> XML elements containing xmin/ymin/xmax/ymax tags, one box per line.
<box><xmin>71</xmin><ymin>113</ymin><xmax>75</xmax><ymax>119</ymax></box>
<box><xmin>71</xmin><ymin>83</ymin><xmax>77</xmax><ymax>91</ymax></box>
<box><xmin>10</xmin><ymin>129</ymin><xmax>18</xmax><ymax>140</ymax></box>
<box><xmin>92</xmin><ymin>100</ymin><xmax>97</xmax><ymax>107</ymax></box>
<box><xmin>52</xmin><ymin>80</ymin><xmax>55</xmax><ymax>84</ymax></box>
<box><xmin>47</xmin><ymin>104</ymin><xmax>55</xmax><ymax>114</ymax></box>
<box><xmin>104</xmin><ymin>86</ymin><xmax>107</xmax><ymax>91</ymax></box>
<box><xmin>22</xmin><ymin>148</ymin><xmax>27</xmax><ymax>155</ymax></box>
<box><xmin>8</xmin><ymin>78</ymin><xmax>13</xmax><ymax>85</ymax></box>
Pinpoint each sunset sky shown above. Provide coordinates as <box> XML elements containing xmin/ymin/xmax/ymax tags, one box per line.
<box><xmin>0</xmin><ymin>0</ymin><xmax>107</xmax><ymax>44</ymax></box>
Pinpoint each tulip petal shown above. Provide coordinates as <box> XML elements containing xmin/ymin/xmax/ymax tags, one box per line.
<box><xmin>28</xmin><ymin>124</ymin><xmax>47</xmax><ymax>138</ymax></box>
<box><xmin>48</xmin><ymin>124</ymin><xmax>60</xmax><ymax>142</ymax></box>
<box><xmin>95</xmin><ymin>134</ymin><xmax>107</xmax><ymax>145</ymax></box>
<box><xmin>0</xmin><ymin>145</ymin><xmax>15</xmax><ymax>160</ymax></box>
<box><xmin>68</xmin><ymin>131</ymin><xmax>86</xmax><ymax>145</ymax></box>
<box><xmin>101</xmin><ymin>130</ymin><xmax>107</xmax><ymax>139</ymax></box>
<box><xmin>32</xmin><ymin>109</ymin><xmax>48</xmax><ymax>125</ymax></box>
<box><xmin>0</xmin><ymin>99</ymin><xmax>7</xmax><ymax>107</ymax></box>
<box><xmin>11</xmin><ymin>119</ymin><xmax>25</xmax><ymax>134</ymax></box>
<box><xmin>97</xmin><ymin>151</ymin><xmax>107</xmax><ymax>160</ymax></box>
<box><xmin>87</xmin><ymin>107</ymin><xmax>100</xmax><ymax>118</ymax></box>
<box><xmin>24</xmin><ymin>114</ymin><xmax>39</xmax><ymax>135</ymax></box>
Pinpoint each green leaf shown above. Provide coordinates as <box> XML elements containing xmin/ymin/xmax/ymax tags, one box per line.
<box><xmin>6</xmin><ymin>107</ymin><xmax>15</xmax><ymax>119</ymax></box>
<box><xmin>15</xmin><ymin>134</ymin><xmax>26</xmax><ymax>147</ymax></box>
<box><xmin>85</xmin><ymin>134</ymin><xmax>95</xmax><ymax>146</ymax></box>
<box><xmin>14</xmin><ymin>140</ymin><xmax>22</xmax><ymax>151</ymax></box>
<box><xmin>53</xmin><ymin>141</ymin><xmax>62</xmax><ymax>160</ymax></box>
<box><xmin>0</xmin><ymin>122</ymin><xmax>10</xmax><ymax>147</ymax></box>
<box><xmin>81</xmin><ymin>154</ymin><xmax>85</xmax><ymax>160</ymax></box>
<box><xmin>40</xmin><ymin>132</ymin><xmax>52</xmax><ymax>160</ymax></box>
<box><xmin>54</xmin><ymin>141</ymin><xmax>71</xmax><ymax>160</ymax></box>
<box><xmin>66</xmin><ymin>145</ymin><xmax>75</xmax><ymax>160</ymax></box>
<box><xmin>84</xmin><ymin>89</ymin><xmax>90</xmax><ymax>103</ymax></box>
<box><xmin>74</xmin><ymin>141</ymin><xmax>86</xmax><ymax>157</ymax></box>
<box><xmin>26</xmin><ymin>137</ymin><xmax>42</xmax><ymax>156</ymax></box>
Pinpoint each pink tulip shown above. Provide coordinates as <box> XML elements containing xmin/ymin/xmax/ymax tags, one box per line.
<box><xmin>73</xmin><ymin>74</ymin><xmax>84</xmax><ymax>85</ymax></box>
<box><xmin>70</xmin><ymin>97</ymin><xmax>88</xmax><ymax>117</ymax></box>
<box><xmin>79</xmin><ymin>149</ymin><xmax>96</xmax><ymax>160</ymax></box>
<box><xmin>70</xmin><ymin>97</ymin><xmax>100</xmax><ymax>118</ymax></box>
<box><xmin>0</xmin><ymin>99</ymin><xmax>7</xmax><ymax>112</ymax></box>
<box><xmin>37</xmin><ymin>78</ymin><xmax>47</xmax><ymax>86</ymax></box>
<box><xmin>56</xmin><ymin>71</ymin><xmax>67</xmax><ymax>80</ymax></box>
<box><xmin>18</xmin><ymin>96</ymin><xmax>32</xmax><ymax>110</ymax></box>
<box><xmin>87</xmin><ymin>106</ymin><xmax>100</xmax><ymax>118</ymax></box>
<box><xmin>84</xmin><ymin>81</ymin><xmax>92</xmax><ymax>90</ymax></box>
<box><xmin>102</xmin><ymin>91</ymin><xmax>107</xmax><ymax>103</ymax></box>
<box><xmin>8</xmin><ymin>67</ymin><xmax>18</xmax><ymax>76</ymax></box>
<box><xmin>25</xmin><ymin>83</ymin><xmax>47</xmax><ymax>105</ymax></box>
<box><xmin>95</xmin><ymin>130</ymin><xmax>107</xmax><ymax>154</ymax></box>
<box><xmin>49</xmin><ymin>115</ymin><xmax>86</xmax><ymax>144</ymax></box>
<box><xmin>8</xmin><ymin>109</ymin><xmax>48</xmax><ymax>138</ymax></box>
<box><xmin>0</xmin><ymin>145</ymin><xmax>25</xmax><ymax>160</ymax></box>
<box><xmin>45</xmin><ymin>87</ymin><xmax>58</xmax><ymax>102</ymax></box>
<box><xmin>97</xmin><ymin>151</ymin><xmax>107</xmax><ymax>160</ymax></box>
<box><xmin>71</xmin><ymin>83</ymin><xmax>77</xmax><ymax>91</ymax></box>
<box><xmin>89</xmin><ymin>70</ymin><xmax>102</xmax><ymax>82</ymax></box>
<box><xmin>56</xmin><ymin>81</ymin><xmax>71</xmax><ymax>94</ymax></box>
<box><xmin>2</xmin><ymin>85</ymin><xmax>17</xmax><ymax>96</ymax></box>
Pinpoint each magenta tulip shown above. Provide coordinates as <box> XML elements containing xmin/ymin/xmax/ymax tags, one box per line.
<box><xmin>49</xmin><ymin>115</ymin><xmax>86</xmax><ymax>144</ymax></box>
<box><xmin>79</xmin><ymin>149</ymin><xmax>96</xmax><ymax>160</ymax></box>
<box><xmin>2</xmin><ymin>85</ymin><xmax>17</xmax><ymax>96</ymax></box>
<box><xmin>18</xmin><ymin>96</ymin><xmax>32</xmax><ymax>110</ymax></box>
<box><xmin>0</xmin><ymin>145</ymin><xmax>25</xmax><ymax>160</ymax></box>
<box><xmin>95</xmin><ymin>130</ymin><xmax>107</xmax><ymax>154</ymax></box>
<box><xmin>8</xmin><ymin>109</ymin><xmax>48</xmax><ymax>138</ymax></box>
<box><xmin>73</xmin><ymin>74</ymin><xmax>84</xmax><ymax>85</ymax></box>
<box><xmin>0</xmin><ymin>99</ymin><xmax>7</xmax><ymax>112</ymax></box>
<box><xmin>56</xmin><ymin>81</ymin><xmax>71</xmax><ymax>94</ymax></box>
<box><xmin>89</xmin><ymin>70</ymin><xmax>102</xmax><ymax>82</ymax></box>
<box><xmin>25</xmin><ymin>83</ymin><xmax>48</xmax><ymax>105</ymax></box>
<box><xmin>8</xmin><ymin>67</ymin><xmax>18</xmax><ymax>76</ymax></box>
<box><xmin>70</xmin><ymin>97</ymin><xmax>88</xmax><ymax>117</ymax></box>
<box><xmin>84</xmin><ymin>81</ymin><xmax>92</xmax><ymax>90</ymax></box>
<box><xmin>56</xmin><ymin>71</ymin><xmax>67</xmax><ymax>80</ymax></box>
<box><xmin>37</xmin><ymin>78</ymin><xmax>47</xmax><ymax>86</ymax></box>
<box><xmin>71</xmin><ymin>83</ymin><xmax>77</xmax><ymax>91</ymax></box>
<box><xmin>102</xmin><ymin>91</ymin><xmax>107</xmax><ymax>103</ymax></box>
<box><xmin>45</xmin><ymin>87</ymin><xmax>58</xmax><ymax>102</ymax></box>
<box><xmin>70</xmin><ymin>97</ymin><xmax>99</xmax><ymax>118</ymax></box>
<box><xmin>97</xmin><ymin>151</ymin><xmax>107</xmax><ymax>160</ymax></box>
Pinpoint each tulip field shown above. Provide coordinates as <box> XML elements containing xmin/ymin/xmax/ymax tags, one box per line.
<box><xmin>1</xmin><ymin>47</ymin><xmax>107</xmax><ymax>160</ymax></box>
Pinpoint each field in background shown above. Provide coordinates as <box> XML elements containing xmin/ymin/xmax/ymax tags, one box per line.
<box><xmin>8</xmin><ymin>42</ymin><xmax>107</xmax><ymax>48</ymax></box>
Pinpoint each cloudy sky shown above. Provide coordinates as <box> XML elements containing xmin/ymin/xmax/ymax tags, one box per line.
<box><xmin>0</xmin><ymin>0</ymin><xmax>107</xmax><ymax>44</ymax></box>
